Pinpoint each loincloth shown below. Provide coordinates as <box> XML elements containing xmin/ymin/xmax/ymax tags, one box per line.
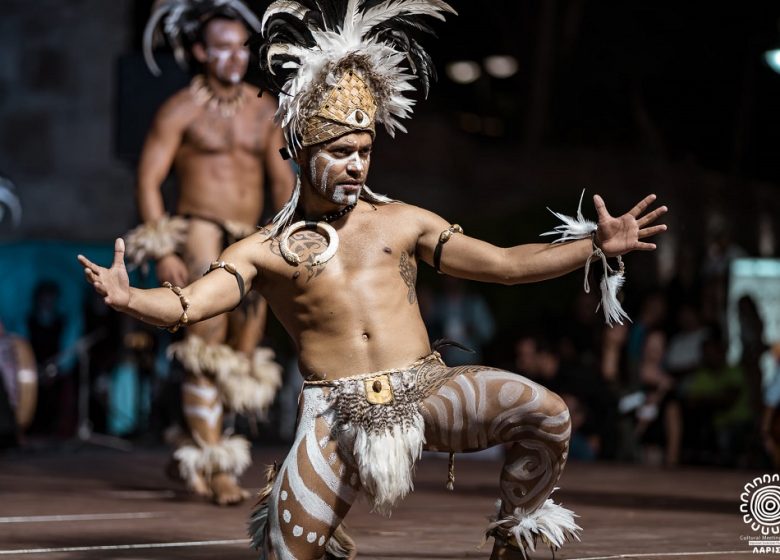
<box><xmin>180</xmin><ymin>213</ymin><xmax>257</xmax><ymax>251</ymax></box>
<box><xmin>303</xmin><ymin>351</ymin><xmax>458</xmax><ymax>515</ymax></box>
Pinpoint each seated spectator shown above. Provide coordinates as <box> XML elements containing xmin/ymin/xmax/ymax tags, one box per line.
<box><xmin>635</xmin><ymin>330</ymin><xmax>682</xmax><ymax>466</ymax></box>
<box><xmin>666</xmin><ymin>304</ymin><xmax>707</xmax><ymax>377</ymax></box>
<box><xmin>679</xmin><ymin>329</ymin><xmax>751</xmax><ymax>466</ymax></box>
<box><xmin>762</xmin><ymin>342</ymin><xmax>780</xmax><ymax>469</ymax></box>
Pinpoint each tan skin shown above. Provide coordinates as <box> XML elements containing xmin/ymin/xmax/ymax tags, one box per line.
<box><xmin>138</xmin><ymin>18</ymin><xmax>293</xmax><ymax>288</ymax></box>
<box><xmin>135</xmin><ymin>17</ymin><xmax>294</xmax><ymax>504</ymax></box>
<box><xmin>82</xmin><ymin>131</ymin><xmax>667</xmax><ymax>383</ymax></box>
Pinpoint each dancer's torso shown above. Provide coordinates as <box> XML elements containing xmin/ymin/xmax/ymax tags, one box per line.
<box><xmin>173</xmin><ymin>81</ymin><xmax>275</xmax><ymax>228</ymax></box>
<box><xmin>255</xmin><ymin>201</ymin><xmax>433</xmax><ymax>380</ymax></box>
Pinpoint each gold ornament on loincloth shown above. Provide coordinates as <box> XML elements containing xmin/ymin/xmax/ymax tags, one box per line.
<box><xmin>190</xmin><ymin>75</ymin><xmax>245</xmax><ymax>118</ymax></box>
<box><xmin>364</xmin><ymin>374</ymin><xmax>394</xmax><ymax>405</ymax></box>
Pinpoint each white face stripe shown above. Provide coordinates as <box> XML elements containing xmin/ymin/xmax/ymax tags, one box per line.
<box><xmin>309</xmin><ymin>149</ymin><xmax>366</xmax><ymax>205</ymax></box>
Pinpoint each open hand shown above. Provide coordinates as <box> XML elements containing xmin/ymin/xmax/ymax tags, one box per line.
<box><xmin>77</xmin><ymin>238</ymin><xmax>131</xmax><ymax>311</ymax></box>
<box><xmin>594</xmin><ymin>194</ymin><xmax>667</xmax><ymax>257</ymax></box>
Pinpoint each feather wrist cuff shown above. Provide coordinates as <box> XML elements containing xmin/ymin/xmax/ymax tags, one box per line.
<box><xmin>542</xmin><ymin>190</ymin><xmax>630</xmax><ymax>326</ymax></box>
<box><xmin>124</xmin><ymin>215</ymin><xmax>188</xmax><ymax>266</ymax></box>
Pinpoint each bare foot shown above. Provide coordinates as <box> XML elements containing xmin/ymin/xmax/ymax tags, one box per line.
<box><xmin>489</xmin><ymin>539</ymin><xmax>527</xmax><ymax>560</ymax></box>
<box><xmin>210</xmin><ymin>472</ymin><xmax>250</xmax><ymax>506</ymax></box>
<box><xmin>165</xmin><ymin>458</ymin><xmax>211</xmax><ymax>498</ymax></box>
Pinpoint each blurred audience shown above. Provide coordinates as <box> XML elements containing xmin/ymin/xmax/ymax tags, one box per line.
<box><xmin>425</xmin><ymin>277</ymin><xmax>495</xmax><ymax>366</ymax></box>
<box><xmin>634</xmin><ymin>330</ymin><xmax>681</xmax><ymax>466</ymax></box>
<box><xmin>679</xmin><ymin>328</ymin><xmax>751</xmax><ymax>466</ymax></box>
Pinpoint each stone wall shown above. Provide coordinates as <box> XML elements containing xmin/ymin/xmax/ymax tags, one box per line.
<box><xmin>0</xmin><ymin>0</ymin><xmax>136</xmax><ymax>241</ymax></box>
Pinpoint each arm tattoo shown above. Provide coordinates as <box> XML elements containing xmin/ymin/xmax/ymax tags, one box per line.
<box><xmin>399</xmin><ymin>251</ymin><xmax>417</xmax><ymax>304</ymax></box>
<box><xmin>271</xmin><ymin>231</ymin><xmax>329</xmax><ymax>282</ymax></box>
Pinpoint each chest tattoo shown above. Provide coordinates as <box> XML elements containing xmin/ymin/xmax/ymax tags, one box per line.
<box><xmin>271</xmin><ymin>231</ymin><xmax>330</xmax><ymax>282</ymax></box>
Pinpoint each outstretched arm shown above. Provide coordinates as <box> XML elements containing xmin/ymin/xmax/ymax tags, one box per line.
<box><xmin>78</xmin><ymin>236</ymin><xmax>260</xmax><ymax>328</ymax></box>
<box><xmin>415</xmin><ymin>194</ymin><xmax>667</xmax><ymax>285</ymax></box>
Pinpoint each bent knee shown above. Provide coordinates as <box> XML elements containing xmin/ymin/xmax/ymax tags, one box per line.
<box><xmin>542</xmin><ymin>389</ymin><xmax>570</xmax><ymax>419</ymax></box>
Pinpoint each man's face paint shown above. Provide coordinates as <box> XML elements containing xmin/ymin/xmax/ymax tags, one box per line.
<box><xmin>308</xmin><ymin>133</ymin><xmax>372</xmax><ymax>206</ymax></box>
<box><xmin>201</xmin><ymin>20</ymin><xmax>249</xmax><ymax>85</ymax></box>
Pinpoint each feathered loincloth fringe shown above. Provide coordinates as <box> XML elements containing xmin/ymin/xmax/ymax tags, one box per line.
<box><xmin>322</xmin><ymin>366</ymin><xmax>429</xmax><ymax>517</ymax></box>
<box><xmin>338</xmin><ymin>413</ymin><xmax>425</xmax><ymax>517</ymax></box>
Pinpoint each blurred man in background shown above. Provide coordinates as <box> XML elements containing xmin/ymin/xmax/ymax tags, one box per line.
<box><xmin>125</xmin><ymin>0</ymin><xmax>295</xmax><ymax>505</ymax></box>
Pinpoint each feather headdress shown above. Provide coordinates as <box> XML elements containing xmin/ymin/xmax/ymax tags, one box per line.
<box><xmin>143</xmin><ymin>0</ymin><xmax>262</xmax><ymax>76</ymax></box>
<box><xmin>255</xmin><ymin>0</ymin><xmax>456</xmax><ymax>237</ymax></box>
<box><xmin>254</xmin><ymin>0</ymin><xmax>456</xmax><ymax>153</ymax></box>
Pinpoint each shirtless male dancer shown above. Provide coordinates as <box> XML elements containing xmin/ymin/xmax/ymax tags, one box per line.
<box><xmin>82</xmin><ymin>0</ymin><xmax>667</xmax><ymax>557</ymax></box>
<box><xmin>125</xmin><ymin>0</ymin><xmax>295</xmax><ymax>505</ymax></box>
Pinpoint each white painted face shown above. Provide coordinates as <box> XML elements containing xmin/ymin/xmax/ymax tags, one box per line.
<box><xmin>307</xmin><ymin>132</ymin><xmax>372</xmax><ymax>206</ymax></box>
<box><xmin>201</xmin><ymin>19</ymin><xmax>250</xmax><ymax>85</ymax></box>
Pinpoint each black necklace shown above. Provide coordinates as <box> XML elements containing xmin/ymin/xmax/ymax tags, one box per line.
<box><xmin>297</xmin><ymin>202</ymin><xmax>357</xmax><ymax>223</ymax></box>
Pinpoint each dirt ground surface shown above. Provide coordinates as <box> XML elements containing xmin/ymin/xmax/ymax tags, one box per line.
<box><xmin>0</xmin><ymin>446</ymin><xmax>772</xmax><ymax>559</ymax></box>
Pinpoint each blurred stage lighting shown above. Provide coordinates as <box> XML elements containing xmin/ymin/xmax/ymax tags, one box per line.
<box><xmin>765</xmin><ymin>49</ymin><xmax>780</xmax><ymax>74</ymax></box>
<box><xmin>446</xmin><ymin>61</ymin><xmax>481</xmax><ymax>84</ymax></box>
<box><xmin>484</xmin><ymin>55</ymin><xmax>518</xmax><ymax>79</ymax></box>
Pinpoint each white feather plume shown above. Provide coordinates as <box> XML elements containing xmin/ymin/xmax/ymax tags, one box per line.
<box><xmin>541</xmin><ymin>189</ymin><xmax>598</xmax><ymax>243</ymax></box>
<box><xmin>598</xmin><ymin>271</ymin><xmax>630</xmax><ymax>326</ymax></box>
<box><xmin>260</xmin><ymin>0</ymin><xmax>455</xmax><ymax>153</ymax></box>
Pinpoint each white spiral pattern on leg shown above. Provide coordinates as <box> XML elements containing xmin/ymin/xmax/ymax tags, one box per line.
<box><xmin>489</xmin><ymin>383</ymin><xmax>540</xmax><ymax>437</ymax></box>
<box><xmin>498</xmin><ymin>382</ymin><xmax>524</xmax><ymax>408</ymax></box>
<box><xmin>437</xmin><ymin>385</ymin><xmax>465</xmax><ymax>451</ymax></box>
<box><xmin>454</xmin><ymin>376</ymin><xmax>479</xmax><ymax>448</ymax></box>
<box><xmin>425</xmin><ymin>395</ymin><xmax>449</xmax><ymax>443</ymax></box>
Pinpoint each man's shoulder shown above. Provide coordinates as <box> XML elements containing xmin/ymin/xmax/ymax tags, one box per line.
<box><xmin>245</xmin><ymin>86</ymin><xmax>279</xmax><ymax>120</ymax></box>
<box><xmin>371</xmin><ymin>200</ymin><xmax>443</xmax><ymax>223</ymax></box>
<box><xmin>155</xmin><ymin>87</ymin><xmax>199</xmax><ymax>124</ymax></box>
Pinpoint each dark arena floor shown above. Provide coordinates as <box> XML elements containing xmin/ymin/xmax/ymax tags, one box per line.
<box><xmin>0</xmin><ymin>446</ymin><xmax>767</xmax><ymax>559</ymax></box>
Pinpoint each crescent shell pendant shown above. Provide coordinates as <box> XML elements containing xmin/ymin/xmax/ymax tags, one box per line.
<box><xmin>279</xmin><ymin>220</ymin><xmax>339</xmax><ymax>266</ymax></box>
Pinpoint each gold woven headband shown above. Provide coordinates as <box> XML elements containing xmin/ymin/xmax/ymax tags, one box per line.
<box><xmin>302</xmin><ymin>69</ymin><xmax>377</xmax><ymax>146</ymax></box>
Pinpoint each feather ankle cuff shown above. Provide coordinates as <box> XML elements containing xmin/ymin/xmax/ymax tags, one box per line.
<box><xmin>485</xmin><ymin>498</ymin><xmax>582</xmax><ymax>559</ymax></box>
